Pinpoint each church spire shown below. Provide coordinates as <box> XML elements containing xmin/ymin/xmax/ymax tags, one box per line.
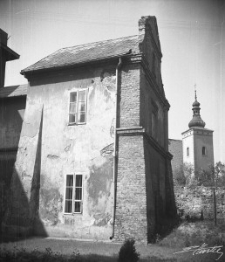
<box><xmin>188</xmin><ymin>91</ymin><xmax>206</xmax><ymax>128</ymax></box>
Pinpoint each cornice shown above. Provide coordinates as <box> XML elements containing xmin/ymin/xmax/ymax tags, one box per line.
<box><xmin>143</xmin><ymin>132</ymin><xmax>172</xmax><ymax>160</ymax></box>
<box><xmin>116</xmin><ymin>126</ymin><xmax>172</xmax><ymax>160</ymax></box>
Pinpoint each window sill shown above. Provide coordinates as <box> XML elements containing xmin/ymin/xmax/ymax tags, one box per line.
<box><xmin>63</xmin><ymin>212</ymin><xmax>82</xmax><ymax>215</ymax></box>
<box><xmin>68</xmin><ymin>122</ymin><xmax>86</xmax><ymax>126</ymax></box>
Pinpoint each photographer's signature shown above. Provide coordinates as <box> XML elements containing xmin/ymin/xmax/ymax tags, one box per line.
<box><xmin>174</xmin><ymin>243</ymin><xmax>224</xmax><ymax>260</ymax></box>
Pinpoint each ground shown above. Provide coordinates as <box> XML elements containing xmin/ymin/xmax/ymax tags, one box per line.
<box><xmin>0</xmin><ymin>220</ymin><xmax>225</xmax><ymax>261</ymax></box>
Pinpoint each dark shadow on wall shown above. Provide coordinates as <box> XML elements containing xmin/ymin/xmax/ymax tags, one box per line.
<box><xmin>0</xmin><ymin>151</ymin><xmax>17</xmax><ymax>226</ymax></box>
<box><xmin>0</xmin><ymin>96</ymin><xmax>26</xmax><ymax>229</ymax></box>
<box><xmin>143</xmin><ymin>137</ymin><xmax>156</xmax><ymax>243</ymax></box>
<box><xmin>0</xmin><ymin>109</ymin><xmax>47</xmax><ymax>243</ymax></box>
<box><xmin>143</xmin><ymin>137</ymin><xmax>178</xmax><ymax>242</ymax></box>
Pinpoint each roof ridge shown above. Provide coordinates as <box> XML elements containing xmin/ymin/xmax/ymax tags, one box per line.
<box><xmin>59</xmin><ymin>34</ymin><xmax>139</xmax><ymax>51</ymax></box>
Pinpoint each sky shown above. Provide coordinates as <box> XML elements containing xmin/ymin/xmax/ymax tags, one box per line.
<box><xmin>0</xmin><ymin>0</ymin><xmax>225</xmax><ymax>163</ymax></box>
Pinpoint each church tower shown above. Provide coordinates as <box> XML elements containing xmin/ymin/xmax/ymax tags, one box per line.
<box><xmin>182</xmin><ymin>91</ymin><xmax>214</xmax><ymax>173</ymax></box>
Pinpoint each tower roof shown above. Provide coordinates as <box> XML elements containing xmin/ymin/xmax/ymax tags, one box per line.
<box><xmin>188</xmin><ymin>91</ymin><xmax>206</xmax><ymax>128</ymax></box>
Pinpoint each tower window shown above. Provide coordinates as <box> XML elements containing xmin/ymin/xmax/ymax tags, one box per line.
<box><xmin>202</xmin><ymin>146</ymin><xmax>206</xmax><ymax>156</ymax></box>
<box><xmin>187</xmin><ymin>147</ymin><xmax>189</xmax><ymax>157</ymax></box>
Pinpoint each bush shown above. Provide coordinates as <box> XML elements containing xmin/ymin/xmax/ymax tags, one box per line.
<box><xmin>118</xmin><ymin>238</ymin><xmax>139</xmax><ymax>262</ymax></box>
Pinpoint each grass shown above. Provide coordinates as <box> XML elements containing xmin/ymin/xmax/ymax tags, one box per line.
<box><xmin>0</xmin><ymin>220</ymin><xmax>225</xmax><ymax>261</ymax></box>
<box><xmin>0</xmin><ymin>237</ymin><xmax>177</xmax><ymax>262</ymax></box>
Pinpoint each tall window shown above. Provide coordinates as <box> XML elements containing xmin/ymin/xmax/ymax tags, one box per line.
<box><xmin>202</xmin><ymin>146</ymin><xmax>206</xmax><ymax>156</ymax></box>
<box><xmin>64</xmin><ymin>174</ymin><xmax>83</xmax><ymax>214</ymax></box>
<box><xmin>187</xmin><ymin>147</ymin><xmax>189</xmax><ymax>157</ymax></box>
<box><xmin>69</xmin><ymin>90</ymin><xmax>87</xmax><ymax>124</ymax></box>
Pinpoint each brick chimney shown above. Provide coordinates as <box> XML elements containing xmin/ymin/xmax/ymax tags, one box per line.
<box><xmin>0</xmin><ymin>29</ymin><xmax>19</xmax><ymax>88</ymax></box>
<box><xmin>138</xmin><ymin>16</ymin><xmax>152</xmax><ymax>35</ymax></box>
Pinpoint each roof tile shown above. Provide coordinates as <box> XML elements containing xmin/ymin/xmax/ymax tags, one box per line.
<box><xmin>21</xmin><ymin>35</ymin><xmax>141</xmax><ymax>74</ymax></box>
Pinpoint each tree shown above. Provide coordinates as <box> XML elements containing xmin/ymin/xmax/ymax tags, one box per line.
<box><xmin>173</xmin><ymin>163</ymin><xmax>194</xmax><ymax>186</ymax></box>
<box><xmin>195</xmin><ymin>162</ymin><xmax>225</xmax><ymax>226</ymax></box>
<box><xmin>173</xmin><ymin>162</ymin><xmax>225</xmax><ymax>225</ymax></box>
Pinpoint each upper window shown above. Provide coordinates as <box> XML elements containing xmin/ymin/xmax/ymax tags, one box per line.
<box><xmin>187</xmin><ymin>147</ymin><xmax>189</xmax><ymax>157</ymax></box>
<box><xmin>69</xmin><ymin>90</ymin><xmax>87</xmax><ymax>124</ymax></box>
<box><xmin>64</xmin><ymin>174</ymin><xmax>83</xmax><ymax>214</ymax></box>
<box><xmin>202</xmin><ymin>146</ymin><xmax>206</xmax><ymax>156</ymax></box>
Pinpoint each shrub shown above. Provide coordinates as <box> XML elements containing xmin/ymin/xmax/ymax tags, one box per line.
<box><xmin>118</xmin><ymin>238</ymin><xmax>140</xmax><ymax>262</ymax></box>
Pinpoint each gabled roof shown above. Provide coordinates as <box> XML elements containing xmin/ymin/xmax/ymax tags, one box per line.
<box><xmin>0</xmin><ymin>84</ymin><xmax>28</xmax><ymax>98</ymax></box>
<box><xmin>21</xmin><ymin>35</ymin><xmax>141</xmax><ymax>75</ymax></box>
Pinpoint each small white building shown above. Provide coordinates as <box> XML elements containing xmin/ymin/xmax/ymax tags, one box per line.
<box><xmin>182</xmin><ymin>92</ymin><xmax>214</xmax><ymax>174</ymax></box>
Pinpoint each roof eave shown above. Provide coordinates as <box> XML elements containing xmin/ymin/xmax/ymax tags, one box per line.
<box><xmin>0</xmin><ymin>43</ymin><xmax>20</xmax><ymax>61</ymax></box>
<box><xmin>20</xmin><ymin>52</ymin><xmax>138</xmax><ymax>78</ymax></box>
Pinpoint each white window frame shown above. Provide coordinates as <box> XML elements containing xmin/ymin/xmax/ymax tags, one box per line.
<box><xmin>68</xmin><ymin>89</ymin><xmax>87</xmax><ymax>125</ymax></box>
<box><xmin>64</xmin><ymin>173</ymin><xmax>83</xmax><ymax>214</ymax></box>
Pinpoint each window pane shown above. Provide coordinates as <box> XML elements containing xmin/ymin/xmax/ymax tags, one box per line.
<box><xmin>69</xmin><ymin>114</ymin><xmax>76</xmax><ymax>123</ymax></box>
<box><xmin>66</xmin><ymin>175</ymin><xmax>73</xmax><ymax>186</ymax></box>
<box><xmin>74</xmin><ymin>202</ymin><xmax>81</xmax><ymax>212</ymax></box>
<box><xmin>75</xmin><ymin>188</ymin><xmax>82</xmax><ymax>200</ymax></box>
<box><xmin>70</xmin><ymin>92</ymin><xmax>77</xmax><ymax>102</ymax></box>
<box><xmin>78</xmin><ymin>102</ymin><xmax>86</xmax><ymax>112</ymax></box>
<box><xmin>76</xmin><ymin>175</ymin><xmax>82</xmax><ymax>187</ymax></box>
<box><xmin>78</xmin><ymin>91</ymin><xmax>86</xmax><ymax>102</ymax></box>
<box><xmin>65</xmin><ymin>200</ymin><xmax>72</xmax><ymax>213</ymax></box>
<box><xmin>66</xmin><ymin>188</ymin><xmax>73</xmax><ymax>199</ymax></box>
<box><xmin>70</xmin><ymin>102</ymin><xmax>77</xmax><ymax>114</ymax></box>
<box><xmin>78</xmin><ymin>112</ymin><xmax>86</xmax><ymax>123</ymax></box>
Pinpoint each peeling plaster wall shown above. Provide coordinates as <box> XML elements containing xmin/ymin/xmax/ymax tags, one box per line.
<box><xmin>6</xmin><ymin>66</ymin><xmax>116</xmax><ymax>240</ymax></box>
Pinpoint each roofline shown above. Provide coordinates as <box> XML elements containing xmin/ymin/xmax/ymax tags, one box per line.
<box><xmin>20</xmin><ymin>52</ymin><xmax>135</xmax><ymax>77</ymax></box>
<box><xmin>58</xmin><ymin>34</ymin><xmax>138</xmax><ymax>52</ymax></box>
<box><xmin>168</xmin><ymin>138</ymin><xmax>182</xmax><ymax>142</ymax></box>
<box><xmin>0</xmin><ymin>42</ymin><xmax>20</xmax><ymax>61</ymax></box>
<box><xmin>181</xmin><ymin>127</ymin><xmax>214</xmax><ymax>135</ymax></box>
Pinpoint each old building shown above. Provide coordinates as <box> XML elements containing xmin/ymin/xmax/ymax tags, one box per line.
<box><xmin>182</xmin><ymin>92</ymin><xmax>214</xmax><ymax>173</ymax></box>
<box><xmin>1</xmin><ymin>16</ymin><xmax>176</xmax><ymax>243</ymax></box>
<box><xmin>169</xmin><ymin>92</ymin><xmax>214</xmax><ymax>178</ymax></box>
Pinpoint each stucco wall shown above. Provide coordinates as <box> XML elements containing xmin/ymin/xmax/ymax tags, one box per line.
<box><xmin>3</xmin><ymin>65</ymin><xmax>117</xmax><ymax>240</ymax></box>
<box><xmin>194</xmin><ymin>131</ymin><xmax>214</xmax><ymax>172</ymax></box>
<box><xmin>168</xmin><ymin>139</ymin><xmax>183</xmax><ymax>173</ymax></box>
<box><xmin>182</xmin><ymin>130</ymin><xmax>195</xmax><ymax>166</ymax></box>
